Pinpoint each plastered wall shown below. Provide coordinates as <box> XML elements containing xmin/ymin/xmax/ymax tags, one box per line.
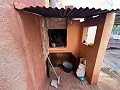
<box><xmin>17</xmin><ymin>12</ymin><xmax>47</xmax><ymax>90</ymax></box>
<box><xmin>13</xmin><ymin>0</ymin><xmax>46</xmax><ymax>7</ymax></box>
<box><xmin>47</xmin><ymin>18</ymin><xmax>67</xmax><ymax>29</ymax></box>
<box><xmin>79</xmin><ymin>13</ymin><xmax>116</xmax><ymax>84</ymax></box>
<box><xmin>0</xmin><ymin>0</ymin><xmax>47</xmax><ymax>90</ymax></box>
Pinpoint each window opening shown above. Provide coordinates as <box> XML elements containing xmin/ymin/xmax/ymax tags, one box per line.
<box><xmin>48</xmin><ymin>29</ymin><xmax>67</xmax><ymax>48</ymax></box>
<box><xmin>82</xmin><ymin>26</ymin><xmax>97</xmax><ymax>46</ymax></box>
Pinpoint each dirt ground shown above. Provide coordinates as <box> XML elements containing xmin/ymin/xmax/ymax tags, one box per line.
<box><xmin>101</xmin><ymin>48</ymin><xmax>120</xmax><ymax>89</ymax></box>
<box><xmin>47</xmin><ymin>49</ymin><xmax>120</xmax><ymax>90</ymax></box>
<box><xmin>103</xmin><ymin>49</ymin><xmax>120</xmax><ymax>74</ymax></box>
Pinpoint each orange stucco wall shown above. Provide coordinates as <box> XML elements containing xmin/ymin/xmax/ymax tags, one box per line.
<box><xmin>13</xmin><ymin>0</ymin><xmax>46</xmax><ymax>7</ymax></box>
<box><xmin>48</xmin><ymin>20</ymin><xmax>81</xmax><ymax>58</ymax></box>
<box><xmin>17</xmin><ymin>12</ymin><xmax>47</xmax><ymax>90</ymax></box>
<box><xmin>79</xmin><ymin>13</ymin><xmax>116</xmax><ymax>84</ymax></box>
<box><xmin>0</xmin><ymin>0</ymin><xmax>47</xmax><ymax>90</ymax></box>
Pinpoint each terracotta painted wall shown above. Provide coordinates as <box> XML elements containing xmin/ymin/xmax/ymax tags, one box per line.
<box><xmin>0</xmin><ymin>0</ymin><xmax>47</xmax><ymax>90</ymax></box>
<box><xmin>79</xmin><ymin>13</ymin><xmax>116</xmax><ymax>84</ymax></box>
<box><xmin>48</xmin><ymin>20</ymin><xmax>81</xmax><ymax>58</ymax></box>
<box><xmin>17</xmin><ymin>12</ymin><xmax>47</xmax><ymax>90</ymax></box>
<box><xmin>13</xmin><ymin>0</ymin><xmax>47</xmax><ymax>7</ymax></box>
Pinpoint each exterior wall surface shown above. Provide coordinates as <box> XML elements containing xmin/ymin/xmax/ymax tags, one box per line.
<box><xmin>17</xmin><ymin>12</ymin><xmax>47</xmax><ymax>90</ymax></box>
<box><xmin>0</xmin><ymin>0</ymin><xmax>47</xmax><ymax>90</ymax></box>
<box><xmin>13</xmin><ymin>0</ymin><xmax>46</xmax><ymax>7</ymax></box>
<box><xmin>48</xmin><ymin>20</ymin><xmax>81</xmax><ymax>58</ymax></box>
<box><xmin>47</xmin><ymin>18</ymin><xmax>66</xmax><ymax>29</ymax></box>
<box><xmin>79</xmin><ymin>13</ymin><xmax>116</xmax><ymax>84</ymax></box>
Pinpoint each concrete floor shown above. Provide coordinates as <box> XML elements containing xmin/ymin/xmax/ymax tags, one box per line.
<box><xmin>46</xmin><ymin>49</ymin><xmax>120</xmax><ymax>90</ymax></box>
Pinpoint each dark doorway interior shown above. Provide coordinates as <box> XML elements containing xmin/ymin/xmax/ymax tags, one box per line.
<box><xmin>48</xmin><ymin>29</ymin><xmax>67</xmax><ymax>48</ymax></box>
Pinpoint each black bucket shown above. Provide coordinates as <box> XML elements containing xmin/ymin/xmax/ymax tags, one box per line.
<box><xmin>63</xmin><ymin>61</ymin><xmax>73</xmax><ymax>73</ymax></box>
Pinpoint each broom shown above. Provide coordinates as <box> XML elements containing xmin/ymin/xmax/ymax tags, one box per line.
<box><xmin>46</xmin><ymin>54</ymin><xmax>61</xmax><ymax>85</ymax></box>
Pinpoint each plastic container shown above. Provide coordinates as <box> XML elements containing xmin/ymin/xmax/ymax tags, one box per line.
<box><xmin>78</xmin><ymin>76</ymin><xmax>84</xmax><ymax>81</ymax></box>
<box><xmin>63</xmin><ymin>61</ymin><xmax>73</xmax><ymax>73</ymax></box>
<box><xmin>51</xmin><ymin>43</ymin><xmax>56</xmax><ymax>48</ymax></box>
